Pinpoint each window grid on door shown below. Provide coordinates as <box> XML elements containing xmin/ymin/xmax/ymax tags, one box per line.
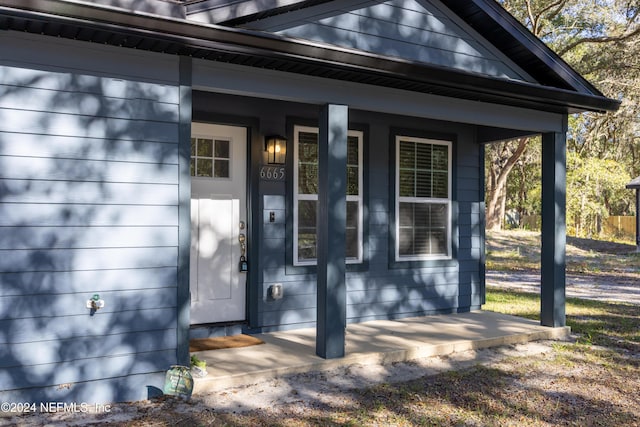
<box><xmin>190</xmin><ymin>137</ymin><xmax>231</xmax><ymax>178</ymax></box>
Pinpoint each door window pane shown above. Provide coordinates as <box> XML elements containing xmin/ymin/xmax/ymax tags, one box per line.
<box><xmin>215</xmin><ymin>140</ymin><xmax>229</xmax><ymax>158</ymax></box>
<box><xmin>197</xmin><ymin>138</ymin><xmax>213</xmax><ymax>157</ymax></box>
<box><xmin>214</xmin><ymin>160</ymin><xmax>229</xmax><ymax>178</ymax></box>
<box><xmin>196</xmin><ymin>159</ymin><xmax>213</xmax><ymax>177</ymax></box>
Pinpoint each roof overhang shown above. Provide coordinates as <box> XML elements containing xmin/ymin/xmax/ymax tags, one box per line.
<box><xmin>0</xmin><ymin>0</ymin><xmax>620</xmax><ymax>114</ymax></box>
<box><xmin>627</xmin><ymin>176</ymin><xmax>640</xmax><ymax>190</ymax></box>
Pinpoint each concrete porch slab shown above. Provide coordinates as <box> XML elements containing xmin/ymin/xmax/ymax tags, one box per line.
<box><xmin>192</xmin><ymin>310</ymin><xmax>570</xmax><ymax>395</ymax></box>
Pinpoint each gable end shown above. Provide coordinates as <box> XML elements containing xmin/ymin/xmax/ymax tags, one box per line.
<box><xmin>230</xmin><ymin>0</ymin><xmax>535</xmax><ymax>82</ymax></box>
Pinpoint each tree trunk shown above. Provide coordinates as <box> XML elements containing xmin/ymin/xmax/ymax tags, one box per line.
<box><xmin>486</xmin><ymin>137</ymin><xmax>529</xmax><ymax>230</ymax></box>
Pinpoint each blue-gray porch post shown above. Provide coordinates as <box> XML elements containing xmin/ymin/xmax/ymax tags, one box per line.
<box><xmin>316</xmin><ymin>104</ymin><xmax>348</xmax><ymax>359</ymax></box>
<box><xmin>541</xmin><ymin>130</ymin><xmax>566</xmax><ymax>327</ymax></box>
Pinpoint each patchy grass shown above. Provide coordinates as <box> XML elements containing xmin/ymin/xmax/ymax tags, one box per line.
<box><xmin>565</xmin><ymin>297</ymin><xmax>640</xmax><ymax>351</ymax></box>
<box><xmin>484</xmin><ymin>286</ymin><xmax>540</xmax><ymax>321</ymax></box>
<box><xmin>485</xmin><ymin>287</ymin><xmax>640</xmax><ymax>351</ymax></box>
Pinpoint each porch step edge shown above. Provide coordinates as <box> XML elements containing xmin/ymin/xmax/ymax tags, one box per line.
<box><xmin>191</xmin><ymin>326</ymin><xmax>571</xmax><ymax>395</ymax></box>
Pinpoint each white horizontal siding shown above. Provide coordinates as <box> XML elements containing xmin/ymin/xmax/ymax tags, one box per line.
<box><xmin>0</xmin><ymin>180</ymin><xmax>178</xmax><ymax>205</ymax></box>
<box><xmin>0</xmin><ymin>84</ymin><xmax>179</xmax><ymax>121</ymax></box>
<box><xmin>0</xmin><ymin>132</ymin><xmax>178</xmax><ymax>164</ymax></box>
<box><xmin>0</xmin><ymin>329</ymin><xmax>176</xmax><ymax>369</ymax></box>
<box><xmin>0</xmin><ymin>247</ymin><xmax>178</xmax><ymax>273</ymax></box>
<box><xmin>0</xmin><ymin>66</ymin><xmax>179</xmax><ymax>104</ymax></box>
<box><xmin>0</xmin><ymin>32</ymin><xmax>182</xmax><ymax>403</ymax></box>
<box><xmin>0</xmin><ymin>204</ymin><xmax>179</xmax><ymax>226</ymax></box>
<box><xmin>0</xmin><ymin>157</ymin><xmax>178</xmax><ymax>184</ymax></box>
<box><xmin>1</xmin><ymin>288</ymin><xmax>177</xmax><ymax>321</ymax></box>
<box><xmin>0</xmin><ymin>267</ymin><xmax>177</xmax><ymax>297</ymax></box>
<box><xmin>0</xmin><ymin>109</ymin><xmax>177</xmax><ymax>142</ymax></box>
<box><xmin>0</xmin><ymin>226</ymin><xmax>178</xmax><ymax>250</ymax></box>
<box><xmin>0</xmin><ymin>307</ymin><xmax>177</xmax><ymax>345</ymax></box>
<box><xmin>0</xmin><ymin>349</ymin><xmax>175</xmax><ymax>391</ymax></box>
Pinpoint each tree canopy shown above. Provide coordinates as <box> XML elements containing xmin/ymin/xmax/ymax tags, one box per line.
<box><xmin>486</xmin><ymin>0</ymin><xmax>639</xmax><ymax>237</ymax></box>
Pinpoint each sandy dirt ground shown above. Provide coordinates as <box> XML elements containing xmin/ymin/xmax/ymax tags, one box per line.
<box><xmin>487</xmin><ymin>270</ymin><xmax>640</xmax><ymax>304</ymax></box>
<box><xmin>1</xmin><ymin>341</ymin><xmax>559</xmax><ymax>426</ymax></box>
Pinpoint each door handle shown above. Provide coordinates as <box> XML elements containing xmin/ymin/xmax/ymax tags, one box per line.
<box><xmin>239</xmin><ymin>233</ymin><xmax>246</xmax><ymax>257</ymax></box>
<box><xmin>238</xmin><ymin>233</ymin><xmax>248</xmax><ymax>272</ymax></box>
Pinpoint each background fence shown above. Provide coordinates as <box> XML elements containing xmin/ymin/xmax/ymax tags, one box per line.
<box><xmin>518</xmin><ymin>215</ymin><xmax>636</xmax><ymax>241</ymax></box>
<box><xmin>603</xmin><ymin>216</ymin><xmax>636</xmax><ymax>240</ymax></box>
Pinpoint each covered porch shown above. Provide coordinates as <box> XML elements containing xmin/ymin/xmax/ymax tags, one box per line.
<box><xmin>191</xmin><ymin>310</ymin><xmax>570</xmax><ymax>395</ymax></box>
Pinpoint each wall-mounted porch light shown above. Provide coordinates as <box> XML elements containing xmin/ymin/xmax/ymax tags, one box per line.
<box><xmin>265</xmin><ymin>135</ymin><xmax>287</xmax><ymax>165</ymax></box>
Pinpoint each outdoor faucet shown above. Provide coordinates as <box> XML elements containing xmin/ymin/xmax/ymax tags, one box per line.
<box><xmin>86</xmin><ymin>294</ymin><xmax>105</xmax><ymax>311</ymax></box>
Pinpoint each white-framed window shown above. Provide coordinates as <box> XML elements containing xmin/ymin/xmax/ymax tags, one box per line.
<box><xmin>293</xmin><ymin>125</ymin><xmax>363</xmax><ymax>266</ymax></box>
<box><xmin>190</xmin><ymin>136</ymin><xmax>231</xmax><ymax>178</ymax></box>
<box><xmin>395</xmin><ymin>136</ymin><xmax>452</xmax><ymax>261</ymax></box>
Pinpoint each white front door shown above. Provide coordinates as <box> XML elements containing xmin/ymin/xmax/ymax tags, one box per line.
<box><xmin>190</xmin><ymin>123</ymin><xmax>247</xmax><ymax>325</ymax></box>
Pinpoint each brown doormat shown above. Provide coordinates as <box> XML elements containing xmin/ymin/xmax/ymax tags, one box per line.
<box><xmin>189</xmin><ymin>334</ymin><xmax>265</xmax><ymax>352</ymax></box>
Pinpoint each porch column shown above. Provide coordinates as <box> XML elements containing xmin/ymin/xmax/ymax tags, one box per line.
<box><xmin>316</xmin><ymin>104</ymin><xmax>348</xmax><ymax>359</ymax></box>
<box><xmin>540</xmin><ymin>131</ymin><xmax>566</xmax><ymax>327</ymax></box>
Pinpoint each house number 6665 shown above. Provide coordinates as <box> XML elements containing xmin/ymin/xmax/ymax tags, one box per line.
<box><xmin>260</xmin><ymin>166</ymin><xmax>286</xmax><ymax>181</ymax></box>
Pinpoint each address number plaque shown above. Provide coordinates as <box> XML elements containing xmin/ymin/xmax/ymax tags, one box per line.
<box><xmin>259</xmin><ymin>166</ymin><xmax>286</xmax><ymax>182</ymax></box>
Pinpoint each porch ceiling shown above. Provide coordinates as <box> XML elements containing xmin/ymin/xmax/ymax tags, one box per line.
<box><xmin>0</xmin><ymin>0</ymin><xmax>620</xmax><ymax>115</ymax></box>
